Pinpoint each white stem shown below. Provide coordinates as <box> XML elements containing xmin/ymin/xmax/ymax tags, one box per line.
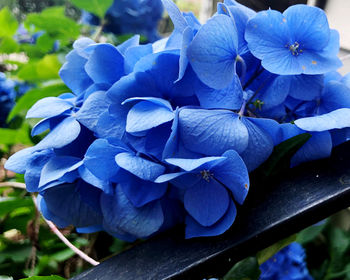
<box><xmin>0</xmin><ymin>182</ymin><xmax>26</xmax><ymax>189</ymax></box>
<box><xmin>29</xmin><ymin>195</ymin><xmax>99</xmax><ymax>266</ymax></box>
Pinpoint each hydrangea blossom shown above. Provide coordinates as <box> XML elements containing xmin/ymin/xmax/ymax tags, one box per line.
<box><xmin>5</xmin><ymin>1</ymin><xmax>350</xmax><ymax>240</ymax></box>
<box><xmin>260</xmin><ymin>243</ymin><xmax>313</xmax><ymax>280</ymax></box>
<box><xmin>81</xmin><ymin>0</ymin><xmax>164</xmax><ymax>42</ymax></box>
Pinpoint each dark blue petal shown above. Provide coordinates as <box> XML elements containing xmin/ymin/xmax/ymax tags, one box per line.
<box><xmin>184</xmin><ymin>179</ymin><xmax>229</xmax><ymax>227</ymax></box>
<box><xmin>188</xmin><ymin>15</ymin><xmax>239</xmax><ymax>89</ymax></box>
<box><xmin>185</xmin><ymin>200</ymin><xmax>236</xmax><ymax>238</ymax></box>
<box><xmin>212</xmin><ymin>150</ymin><xmax>249</xmax><ymax>205</ymax></box>
<box><xmin>287</xmin><ymin>75</ymin><xmax>323</xmax><ymax>101</ymax></box>
<box><xmin>121</xmin><ymin>176</ymin><xmax>168</xmax><ymax>207</ymax></box>
<box><xmin>101</xmin><ymin>187</ymin><xmax>164</xmax><ymax>239</ymax></box>
<box><xmin>321</xmin><ymin>81</ymin><xmax>350</xmax><ymax>113</ymax></box>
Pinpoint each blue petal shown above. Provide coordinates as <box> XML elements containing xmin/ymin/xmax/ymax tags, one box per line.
<box><xmin>27</xmin><ymin>97</ymin><xmax>74</xmax><ymax>119</ymax></box>
<box><xmin>295</xmin><ymin>108</ymin><xmax>350</xmax><ymax>131</ymax></box>
<box><xmin>291</xmin><ymin>131</ymin><xmax>332</xmax><ymax>167</ymax></box>
<box><xmin>179</xmin><ymin>108</ymin><xmax>249</xmax><ymax>155</ymax></box>
<box><xmin>185</xmin><ymin>200</ymin><xmax>237</xmax><ymax>238</ymax></box>
<box><xmin>84</xmin><ymin>139</ymin><xmax>127</xmax><ymax>181</ymax></box>
<box><xmin>39</xmin><ymin>183</ymin><xmax>102</xmax><ymax>228</ymax></box>
<box><xmin>124</xmin><ymin>99</ymin><xmax>174</xmax><ymax>134</ymax></box>
<box><xmin>121</xmin><ymin>176</ymin><xmax>168</xmax><ymax>207</ymax></box>
<box><xmin>76</xmin><ymin>91</ymin><xmax>109</xmax><ymax>132</ymax></box>
<box><xmin>213</xmin><ymin>150</ymin><xmax>249</xmax><ymax>205</ymax></box>
<box><xmin>115</xmin><ymin>152</ymin><xmax>166</xmax><ymax>181</ymax></box>
<box><xmin>161</xmin><ymin>0</ymin><xmax>188</xmax><ymax>33</ymax></box>
<box><xmin>39</xmin><ymin>156</ymin><xmax>82</xmax><ymax>188</ymax></box>
<box><xmin>321</xmin><ymin>81</ymin><xmax>350</xmax><ymax>113</ymax></box>
<box><xmin>31</xmin><ymin>118</ymin><xmax>51</xmax><ymax>137</ymax></box>
<box><xmin>25</xmin><ymin>149</ymin><xmax>54</xmax><ymax>192</ymax></box>
<box><xmin>84</xmin><ymin>44</ymin><xmax>125</xmax><ymax>85</ymax></box>
<box><xmin>195</xmin><ymin>74</ymin><xmax>243</xmax><ymax>110</ymax></box>
<box><xmin>59</xmin><ymin>51</ymin><xmax>93</xmax><ymax>95</ymax></box>
<box><xmin>78</xmin><ymin>165</ymin><xmax>112</xmax><ymax>194</ymax></box>
<box><xmin>240</xmin><ymin>118</ymin><xmax>274</xmax><ymax>171</ymax></box>
<box><xmin>5</xmin><ymin>147</ymin><xmax>34</xmax><ymax>174</ymax></box>
<box><xmin>35</xmin><ymin>117</ymin><xmax>81</xmax><ymax>150</ymax></box>
<box><xmin>95</xmin><ymin>111</ymin><xmax>125</xmax><ymax>139</ymax></box>
<box><xmin>124</xmin><ymin>44</ymin><xmax>153</xmax><ymax>74</ymax></box>
<box><xmin>248</xmin><ymin>117</ymin><xmax>282</xmax><ymax>145</ymax></box>
<box><xmin>331</xmin><ymin>128</ymin><xmax>350</xmax><ymax>147</ymax></box>
<box><xmin>287</xmin><ymin>75</ymin><xmax>323</xmax><ymax>101</ymax></box>
<box><xmin>117</xmin><ymin>35</ymin><xmax>140</xmax><ymax>55</ymax></box>
<box><xmin>165</xmin><ymin>156</ymin><xmax>225</xmax><ymax>172</ymax></box>
<box><xmin>284</xmin><ymin>5</ymin><xmax>330</xmax><ymax>51</ymax></box>
<box><xmin>295</xmin><ymin>51</ymin><xmax>342</xmax><ymax>75</ymax></box>
<box><xmin>188</xmin><ymin>15</ymin><xmax>239</xmax><ymax>89</ymax></box>
<box><xmin>101</xmin><ymin>187</ymin><xmax>164</xmax><ymax>239</ymax></box>
<box><xmin>177</xmin><ymin>27</ymin><xmax>193</xmax><ymax>82</ymax></box>
<box><xmin>184</xmin><ymin>178</ymin><xmax>230</xmax><ymax>227</ymax></box>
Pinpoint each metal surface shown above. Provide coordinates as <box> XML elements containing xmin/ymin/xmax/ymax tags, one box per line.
<box><xmin>72</xmin><ymin>140</ymin><xmax>350</xmax><ymax>280</ymax></box>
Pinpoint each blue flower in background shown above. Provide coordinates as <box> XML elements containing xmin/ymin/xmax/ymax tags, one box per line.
<box><xmin>260</xmin><ymin>243</ymin><xmax>313</xmax><ymax>280</ymax></box>
<box><xmin>81</xmin><ymin>0</ymin><xmax>164</xmax><ymax>42</ymax></box>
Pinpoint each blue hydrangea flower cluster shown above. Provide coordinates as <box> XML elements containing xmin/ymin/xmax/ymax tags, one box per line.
<box><xmin>0</xmin><ymin>72</ymin><xmax>30</xmax><ymax>127</ymax></box>
<box><xmin>5</xmin><ymin>0</ymin><xmax>350</xmax><ymax>240</ymax></box>
<box><xmin>260</xmin><ymin>243</ymin><xmax>313</xmax><ymax>280</ymax></box>
<box><xmin>81</xmin><ymin>0</ymin><xmax>164</xmax><ymax>42</ymax></box>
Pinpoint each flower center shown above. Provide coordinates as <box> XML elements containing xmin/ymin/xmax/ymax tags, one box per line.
<box><xmin>200</xmin><ymin>170</ymin><xmax>213</xmax><ymax>182</ymax></box>
<box><xmin>287</xmin><ymin>42</ymin><xmax>303</xmax><ymax>56</ymax></box>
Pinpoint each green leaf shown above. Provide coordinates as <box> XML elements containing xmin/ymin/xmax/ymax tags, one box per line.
<box><xmin>0</xmin><ymin>243</ymin><xmax>32</xmax><ymax>263</ymax></box>
<box><xmin>20</xmin><ymin>276</ymin><xmax>66</xmax><ymax>280</ymax></box>
<box><xmin>18</xmin><ymin>55</ymin><xmax>61</xmax><ymax>81</ymax></box>
<box><xmin>0</xmin><ymin>37</ymin><xmax>19</xmax><ymax>54</ymax></box>
<box><xmin>223</xmin><ymin>257</ymin><xmax>261</xmax><ymax>280</ymax></box>
<box><xmin>257</xmin><ymin>133</ymin><xmax>312</xmax><ymax>178</ymax></box>
<box><xmin>8</xmin><ymin>82</ymin><xmax>69</xmax><ymax>120</ymax></box>
<box><xmin>0</xmin><ymin>197</ymin><xmax>33</xmax><ymax>217</ymax></box>
<box><xmin>297</xmin><ymin>222</ymin><xmax>327</xmax><ymax>244</ymax></box>
<box><xmin>257</xmin><ymin>235</ymin><xmax>296</xmax><ymax>265</ymax></box>
<box><xmin>0</xmin><ymin>126</ymin><xmax>32</xmax><ymax>145</ymax></box>
<box><xmin>0</xmin><ymin>7</ymin><xmax>18</xmax><ymax>37</ymax></box>
<box><xmin>71</xmin><ymin>0</ymin><xmax>113</xmax><ymax>18</ymax></box>
<box><xmin>50</xmin><ymin>248</ymin><xmax>75</xmax><ymax>262</ymax></box>
<box><xmin>0</xmin><ymin>276</ymin><xmax>13</xmax><ymax>280</ymax></box>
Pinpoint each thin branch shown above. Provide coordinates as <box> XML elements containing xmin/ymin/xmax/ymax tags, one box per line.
<box><xmin>0</xmin><ymin>182</ymin><xmax>26</xmax><ymax>189</ymax></box>
<box><xmin>30</xmin><ymin>195</ymin><xmax>100</xmax><ymax>267</ymax></box>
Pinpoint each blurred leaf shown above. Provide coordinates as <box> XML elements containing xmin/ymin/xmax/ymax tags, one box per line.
<box><xmin>0</xmin><ymin>126</ymin><xmax>32</xmax><ymax>145</ymax></box>
<box><xmin>0</xmin><ymin>197</ymin><xmax>32</xmax><ymax>217</ymax></box>
<box><xmin>0</xmin><ymin>276</ymin><xmax>13</xmax><ymax>280</ymax></box>
<box><xmin>297</xmin><ymin>222</ymin><xmax>327</xmax><ymax>245</ymax></box>
<box><xmin>258</xmin><ymin>133</ymin><xmax>312</xmax><ymax>178</ymax></box>
<box><xmin>71</xmin><ymin>0</ymin><xmax>113</xmax><ymax>18</ymax></box>
<box><xmin>36</xmin><ymin>33</ymin><xmax>56</xmax><ymax>53</ymax></box>
<box><xmin>8</xmin><ymin>82</ymin><xmax>69</xmax><ymax>120</ymax></box>
<box><xmin>223</xmin><ymin>257</ymin><xmax>261</xmax><ymax>280</ymax></box>
<box><xmin>0</xmin><ymin>37</ymin><xmax>19</xmax><ymax>53</ymax></box>
<box><xmin>0</xmin><ymin>243</ymin><xmax>32</xmax><ymax>263</ymax></box>
<box><xmin>257</xmin><ymin>235</ymin><xmax>296</xmax><ymax>265</ymax></box>
<box><xmin>50</xmin><ymin>248</ymin><xmax>75</xmax><ymax>262</ymax></box>
<box><xmin>20</xmin><ymin>275</ymin><xmax>66</xmax><ymax>280</ymax></box>
<box><xmin>18</xmin><ymin>55</ymin><xmax>61</xmax><ymax>81</ymax></box>
<box><xmin>0</xmin><ymin>7</ymin><xmax>18</xmax><ymax>37</ymax></box>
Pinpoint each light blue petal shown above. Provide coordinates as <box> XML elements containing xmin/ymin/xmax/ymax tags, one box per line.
<box><xmin>184</xmin><ymin>179</ymin><xmax>230</xmax><ymax>227</ymax></box>
<box><xmin>213</xmin><ymin>150</ymin><xmax>249</xmax><ymax>205</ymax></box>
<box><xmin>284</xmin><ymin>5</ymin><xmax>330</xmax><ymax>51</ymax></box>
<box><xmin>35</xmin><ymin>117</ymin><xmax>81</xmax><ymax>150</ymax></box>
<box><xmin>115</xmin><ymin>152</ymin><xmax>166</xmax><ymax>181</ymax></box>
<box><xmin>177</xmin><ymin>26</ymin><xmax>193</xmax><ymax>82</ymax></box>
<box><xmin>84</xmin><ymin>44</ymin><xmax>125</xmax><ymax>85</ymax></box>
<box><xmin>291</xmin><ymin>131</ymin><xmax>332</xmax><ymax>167</ymax></box>
<box><xmin>31</xmin><ymin>118</ymin><xmax>51</xmax><ymax>137</ymax></box>
<box><xmin>5</xmin><ymin>147</ymin><xmax>34</xmax><ymax>174</ymax></box>
<box><xmin>78</xmin><ymin>165</ymin><xmax>112</xmax><ymax>194</ymax></box>
<box><xmin>155</xmin><ymin>171</ymin><xmax>188</xmax><ymax>183</ymax></box>
<box><xmin>124</xmin><ymin>44</ymin><xmax>153</xmax><ymax>74</ymax></box>
<box><xmin>295</xmin><ymin>108</ymin><xmax>350</xmax><ymax>131</ymax></box>
<box><xmin>165</xmin><ymin>156</ymin><xmax>225</xmax><ymax>172</ymax></box>
<box><xmin>125</xmin><ymin>100</ymin><xmax>174</xmax><ymax>134</ymax></box>
<box><xmin>188</xmin><ymin>15</ymin><xmax>239</xmax><ymax>89</ymax></box>
<box><xmin>117</xmin><ymin>35</ymin><xmax>140</xmax><ymax>55</ymax></box>
<box><xmin>95</xmin><ymin>111</ymin><xmax>125</xmax><ymax>139</ymax></box>
<box><xmin>101</xmin><ymin>188</ymin><xmax>164</xmax><ymax>239</ymax></box>
<box><xmin>248</xmin><ymin>117</ymin><xmax>282</xmax><ymax>145</ymax></box>
<box><xmin>195</xmin><ymin>74</ymin><xmax>243</xmax><ymax>110</ymax></box>
<box><xmin>179</xmin><ymin>109</ymin><xmax>249</xmax><ymax>155</ymax></box>
<box><xmin>161</xmin><ymin>0</ymin><xmax>188</xmax><ymax>33</ymax></box>
<box><xmin>26</xmin><ymin>97</ymin><xmax>74</xmax><ymax>119</ymax></box>
<box><xmin>76</xmin><ymin>91</ymin><xmax>109</xmax><ymax>132</ymax></box>
<box><xmin>38</xmin><ymin>156</ymin><xmax>82</xmax><ymax>188</ymax></box>
<box><xmin>321</xmin><ymin>81</ymin><xmax>350</xmax><ymax>112</ymax></box>
<box><xmin>185</xmin><ymin>200</ymin><xmax>237</xmax><ymax>238</ymax></box>
<box><xmin>295</xmin><ymin>51</ymin><xmax>342</xmax><ymax>75</ymax></box>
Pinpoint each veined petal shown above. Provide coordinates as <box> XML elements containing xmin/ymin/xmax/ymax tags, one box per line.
<box><xmin>27</xmin><ymin>97</ymin><xmax>74</xmax><ymax>119</ymax></box>
<box><xmin>188</xmin><ymin>15</ymin><xmax>239</xmax><ymax>89</ymax></box>
<box><xmin>165</xmin><ymin>156</ymin><xmax>226</xmax><ymax>172</ymax></box>
<box><xmin>179</xmin><ymin>108</ymin><xmax>249</xmax><ymax>155</ymax></box>
<box><xmin>184</xmin><ymin>179</ymin><xmax>230</xmax><ymax>227</ymax></box>
<box><xmin>295</xmin><ymin>108</ymin><xmax>350</xmax><ymax>131</ymax></box>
